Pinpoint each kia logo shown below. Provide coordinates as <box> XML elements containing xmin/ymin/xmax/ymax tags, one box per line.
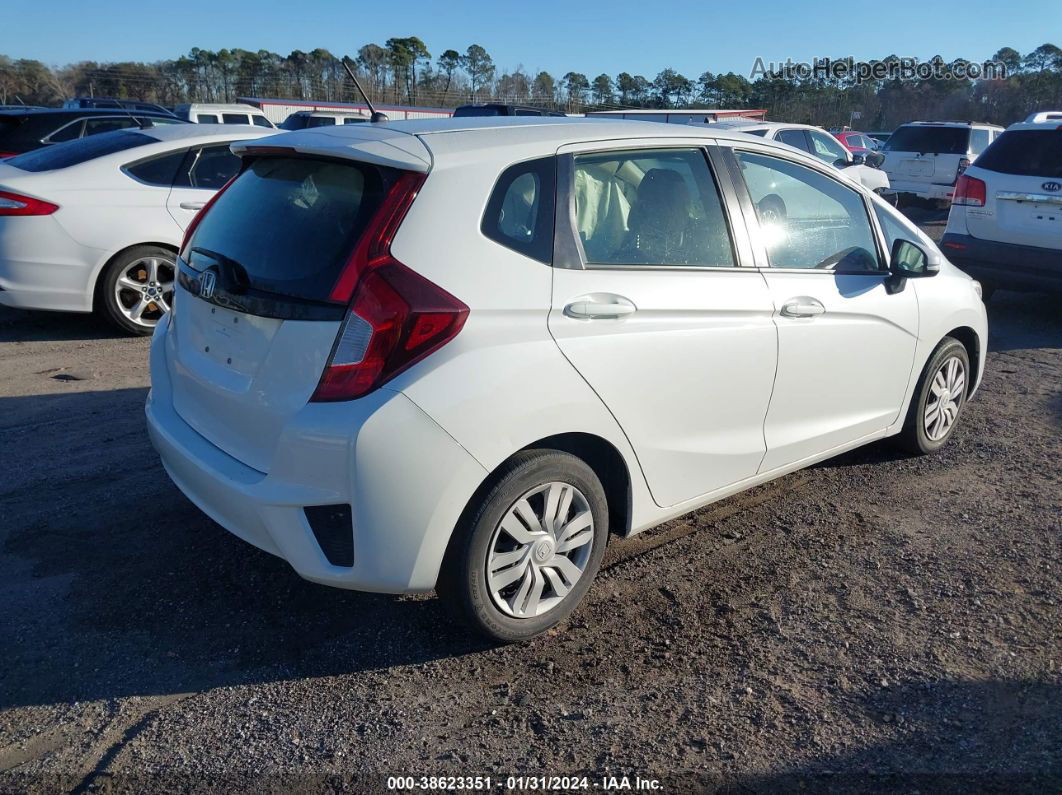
<box><xmin>1043</xmin><ymin>181</ymin><xmax>1061</xmax><ymax>192</ymax></box>
<box><xmin>199</xmin><ymin>270</ymin><xmax>217</xmax><ymax>299</ymax></box>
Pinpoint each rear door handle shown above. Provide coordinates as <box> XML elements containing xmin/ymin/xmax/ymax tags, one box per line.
<box><xmin>179</xmin><ymin>201</ymin><xmax>206</xmax><ymax>211</ymax></box>
<box><xmin>564</xmin><ymin>293</ymin><xmax>637</xmax><ymax>320</ymax></box>
<box><xmin>780</xmin><ymin>297</ymin><xmax>826</xmax><ymax>318</ymax></box>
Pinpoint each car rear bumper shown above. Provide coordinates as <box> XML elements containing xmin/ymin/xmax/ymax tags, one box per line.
<box><xmin>0</xmin><ymin>216</ymin><xmax>101</xmax><ymax>312</ymax></box>
<box><xmin>884</xmin><ymin>179</ymin><xmax>955</xmax><ymax>201</ymax></box>
<box><xmin>940</xmin><ymin>233</ymin><xmax>1062</xmax><ymax>292</ymax></box>
<box><xmin>146</xmin><ymin>314</ymin><xmax>488</xmax><ymax>593</ymax></box>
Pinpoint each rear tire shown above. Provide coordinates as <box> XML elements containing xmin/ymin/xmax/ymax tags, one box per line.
<box><xmin>896</xmin><ymin>337</ymin><xmax>970</xmax><ymax>455</ymax></box>
<box><xmin>99</xmin><ymin>245</ymin><xmax>176</xmax><ymax>336</ymax></box>
<box><xmin>438</xmin><ymin>450</ymin><xmax>608</xmax><ymax>642</ymax></box>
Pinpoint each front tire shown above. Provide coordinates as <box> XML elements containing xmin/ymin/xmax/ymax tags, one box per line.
<box><xmin>438</xmin><ymin>450</ymin><xmax>609</xmax><ymax>642</ymax></box>
<box><xmin>896</xmin><ymin>337</ymin><xmax>970</xmax><ymax>455</ymax></box>
<box><xmin>99</xmin><ymin>245</ymin><xmax>176</xmax><ymax>336</ymax></box>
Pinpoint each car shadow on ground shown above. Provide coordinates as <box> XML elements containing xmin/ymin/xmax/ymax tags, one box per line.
<box><xmin>726</xmin><ymin>679</ymin><xmax>1062</xmax><ymax>793</ymax></box>
<box><xmin>0</xmin><ymin>388</ymin><xmax>492</xmax><ymax>711</ymax></box>
<box><xmin>0</xmin><ymin>305</ymin><xmax>126</xmax><ymax>343</ymax></box>
<box><xmin>985</xmin><ymin>291</ymin><xmax>1062</xmax><ymax>353</ymax></box>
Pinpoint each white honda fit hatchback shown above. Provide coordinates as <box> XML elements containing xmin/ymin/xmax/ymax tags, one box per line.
<box><xmin>147</xmin><ymin>118</ymin><xmax>987</xmax><ymax>641</ymax></box>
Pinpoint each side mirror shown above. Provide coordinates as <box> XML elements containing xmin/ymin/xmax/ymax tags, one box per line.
<box><xmin>887</xmin><ymin>238</ymin><xmax>941</xmax><ymax>292</ymax></box>
<box><xmin>833</xmin><ymin>157</ymin><xmax>850</xmax><ymax>169</ymax></box>
<box><xmin>864</xmin><ymin>151</ymin><xmax>885</xmax><ymax>169</ymax></box>
<box><xmin>850</xmin><ymin>153</ymin><xmax>866</xmax><ymax>166</ymax></box>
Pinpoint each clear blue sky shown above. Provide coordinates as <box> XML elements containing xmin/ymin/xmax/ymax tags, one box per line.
<box><xmin>4</xmin><ymin>0</ymin><xmax>1058</xmax><ymax>79</ymax></box>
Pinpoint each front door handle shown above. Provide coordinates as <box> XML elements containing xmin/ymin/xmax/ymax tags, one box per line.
<box><xmin>564</xmin><ymin>293</ymin><xmax>637</xmax><ymax>320</ymax></box>
<box><xmin>780</xmin><ymin>297</ymin><xmax>826</xmax><ymax>318</ymax></box>
<box><xmin>179</xmin><ymin>201</ymin><xmax>206</xmax><ymax>211</ymax></box>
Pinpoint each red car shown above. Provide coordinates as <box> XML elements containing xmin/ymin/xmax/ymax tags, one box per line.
<box><xmin>833</xmin><ymin>130</ymin><xmax>879</xmax><ymax>154</ymax></box>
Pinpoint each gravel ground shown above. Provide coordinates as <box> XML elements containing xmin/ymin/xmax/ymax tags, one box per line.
<box><xmin>1</xmin><ymin>213</ymin><xmax>1059</xmax><ymax>793</ymax></box>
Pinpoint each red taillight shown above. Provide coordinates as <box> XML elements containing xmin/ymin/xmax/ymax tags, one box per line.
<box><xmin>0</xmin><ymin>152</ymin><xmax>18</xmax><ymax>159</ymax></box>
<box><xmin>0</xmin><ymin>189</ymin><xmax>58</xmax><ymax>216</ymax></box>
<box><xmin>178</xmin><ymin>174</ymin><xmax>238</xmax><ymax>258</ymax></box>
<box><xmin>311</xmin><ymin>172</ymin><xmax>468</xmax><ymax>402</ymax></box>
<box><xmin>952</xmin><ymin>175</ymin><xmax>986</xmax><ymax>207</ymax></box>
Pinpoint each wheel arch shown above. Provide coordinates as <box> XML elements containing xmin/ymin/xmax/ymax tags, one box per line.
<box><xmin>944</xmin><ymin>325</ymin><xmax>981</xmax><ymax>396</ymax></box>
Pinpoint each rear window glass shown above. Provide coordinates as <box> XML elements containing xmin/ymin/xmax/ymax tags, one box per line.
<box><xmin>974</xmin><ymin>130</ymin><xmax>1062</xmax><ymax>177</ymax></box>
<box><xmin>885</xmin><ymin>126</ymin><xmax>969</xmax><ymax>154</ymax></box>
<box><xmin>186</xmin><ymin>157</ymin><xmax>390</xmax><ymax>302</ymax></box>
<box><xmin>6</xmin><ymin>131</ymin><xmax>155</xmax><ymax>172</ymax></box>
<box><xmin>453</xmin><ymin>106</ymin><xmax>502</xmax><ymax>117</ymax></box>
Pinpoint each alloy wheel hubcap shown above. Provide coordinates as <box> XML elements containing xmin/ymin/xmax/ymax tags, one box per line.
<box><xmin>114</xmin><ymin>256</ymin><xmax>175</xmax><ymax>327</ymax></box>
<box><xmin>486</xmin><ymin>482</ymin><xmax>594</xmax><ymax>619</ymax></box>
<box><xmin>924</xmin><ymin>355</ymin><xmax>966</xmax><ymax>441</ymax></box>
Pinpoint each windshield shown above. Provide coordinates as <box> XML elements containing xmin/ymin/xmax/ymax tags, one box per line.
<box><xmin>185</xmin><ymin>157</ymin><xmax>392</xmax><ymax>302</ymax></box>
<box><xmin>885</xmin><ymin>126</ymin><xmax>970</xmax><ymax>155</ymax></box>
<box><xmin>974</xmin><ymin>129</ymin><xmax>1062</xmax><ymax>177</ymax></box>
<box><xmin>6</xmin><ymin>131</ymin><xmax>155</xmax><ymax>171</ymax></box>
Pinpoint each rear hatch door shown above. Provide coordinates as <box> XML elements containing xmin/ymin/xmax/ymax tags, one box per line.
<box><xmin>965</xmin><ymin>128</ymin><xmax>1062</xmax><ymax>249</ymax></box>
<box><xmin>167</xmin><ymin>139</ymin><xmax>426</xmax><ymax>473</ymax></box>
<box><xmin>884</xmin><ymin>126</ymin><xmax>970</xmax><ymax>185</ymax></box>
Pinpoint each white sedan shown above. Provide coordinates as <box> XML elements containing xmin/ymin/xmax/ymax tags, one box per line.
<box><xmin>0</xmin><ymin>124</ymin><xmax>273</xmax><ymax>334</ymax></box>
<box><xmin>712</xmin><ymin>120</ymin><xmax>891</xmax><ymax>195</ymax></box>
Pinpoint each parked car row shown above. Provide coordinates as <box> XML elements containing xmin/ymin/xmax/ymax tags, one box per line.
<box><xmin>7</xmin><ymin>109</ymin><xmax>1052</xmax><ymax>642</ymax></box>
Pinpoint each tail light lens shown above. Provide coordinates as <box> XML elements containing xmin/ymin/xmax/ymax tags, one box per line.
<box><xmin>311</xmin><ymin>172</ymin><xmax>468</xmax><ymax>402</ymax></box>
<box><xmin>178</xmin><ymin>175</ymin><xmax>238</xmax><ymax>258</ymax></box>
<box><xmin>952</xmin><ymin>175</ymin><xmax>986</xmax><ymax>207</ymax></box>
<box><xmin>0</xmin><ymin>152</ymin><xmax>18</xmax><ymax>159</ymax></box>
<box><xmin>0</xmin><ymin>190</ymin><xmax>58</xmax><ymax>216</ymax></box>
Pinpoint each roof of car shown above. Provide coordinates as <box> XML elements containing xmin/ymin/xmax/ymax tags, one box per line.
<box><xmin>230</xmin><ymin>116</ymin><xmax>799</xmax><ymax>173</ymax></box>
<box><xmin>1004</xmin><ymin>121</ymin><xmax>1062</xmax><ymax>131</ymax></box>
<box><xmin>709</xmin><ymin>120</ymin><xmax>822</xmax><ymax>133</ymax></box>
<box><xmin>898</xmin><ymin>120</ymin><xmax>1004</xmax><ymax>129</ymax></box>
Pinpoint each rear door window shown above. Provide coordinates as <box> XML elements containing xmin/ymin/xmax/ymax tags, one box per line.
<box><xmin>481</xmin><ymin>156</ymin><xmax>556</xmax><ymax>263</ymax></box>
<box><xmin>222</xmin><ymin>113</ymin><xmax>250</xmax><ymax>125</ymax></box>
<box><xmin>84</xmin><ymin>117</ymin><xmax>138</xmax><ymax>136</ymax></box>
<box><xmin>572</xmin><ymin>148</ymin><xmax>735</xmax><ymax>267</ymax></box>
<box><xmin>184</xmin><ymin>157</ymin><xmax>392</xmax><ymax>302</ymax></box>
<box><xmin>970</xmin><ymin>128</ymin><xmax>990</xmax><ymax>156</ymax></box>
<box><xmin>46</xmin><ymin>120</ymin><xmax>84</xmax><ymax>142</ymax></box>
<box><xmin>197</xmin><ymin>114</ymin><xmax>219</xmax><ymax>124</ymax></box>
<box><xmin>174</xmin><ymin>144</ymin><xmax>242</xmax><ymax>190</ymax></box>
<box><xmin>973</xmin><ymin>129</ymin><xmax>1062</xmax><ymax>177</ymax></box>
<box><xmin>124</xmin><ymin>148</ymin><xmax>189</xmax><ymax>186</ymax></box>
<box><xmin>306</xmin><ymin>116</ymin><xmax>337</xmax><ymax>127</ymax></box>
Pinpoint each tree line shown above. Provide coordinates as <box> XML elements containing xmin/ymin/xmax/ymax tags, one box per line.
<box><xmin>2</xmin><ymin>40</ymin><xmax>1060</xmax><ymax>130</ymax></box>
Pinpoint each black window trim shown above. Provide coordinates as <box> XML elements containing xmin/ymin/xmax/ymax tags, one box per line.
<box><xmin>41</xmin><ymin>118</ymin><xmax>87</xmax><ymax>144</ymax></box>
<box><xmin>480</xmin><ymin>154</ymin><xmax>557</xmax><ymax>265</ymax></box>
<box><xmin>721</xmin><ymin>143</ymin><xmax>891</xmax><ymax>275</ymax></box>
<box><xmin>557</xmin><ymin>143</ymin><xmax>753</xmax><ymax>272</ymax></box>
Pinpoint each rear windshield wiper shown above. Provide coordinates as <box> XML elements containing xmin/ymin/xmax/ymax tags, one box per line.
<box><xmin>190</xmin><ymin>247</ymin><xmax>252</xmax><ymax>294</ymax></box>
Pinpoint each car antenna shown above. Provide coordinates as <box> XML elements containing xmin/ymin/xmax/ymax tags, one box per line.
<box><xmin>111</xmin><ymin>99</ymin><xmax>149</xmax><ymax>130</ymax></box>
<box><xmin>340</xmin><ymin>57</ymin><xmax>388</xmax><ymax>123</ymax></box>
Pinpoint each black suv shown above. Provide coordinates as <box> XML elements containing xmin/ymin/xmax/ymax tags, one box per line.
<box><xmin>453</xmin><ymin>103</ymin><xmax>566</xmax><ymax>118</ymax></box>
<box><xmin>0</xmin><ymin>108</ymin><xmax>185</xmax><ymax>157</ymax></box>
